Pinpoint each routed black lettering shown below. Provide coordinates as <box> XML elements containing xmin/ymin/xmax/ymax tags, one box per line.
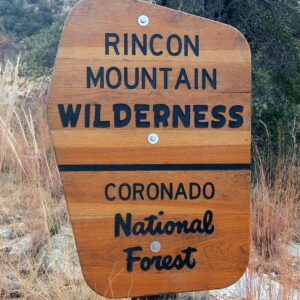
<box><xmin>173</xmin><ymin>105</ymin><xmax>191</xmax><ymax>128</ymax></box>
<box><xmin>159</xmin><ymin>68</ymin><xmax>172</xmax><ymax>89</ymax></box>
<box><xmin>141</xmin><ymin>68</ymin><xmax>157</xmax><ymax>89</ymax></box>
<box><xmin>113</xmin><ymin>104</ymin><xmax>131</xmax><ymax>128</ymax></box>
<box><xmin>211</xmin><ymin>105</ymin><xmax>226</xmax><ymax>129</ymax></box>
<box><xmin>106</xmin><ymin>182</ymin><xmax>215</xmax><ymax>201</ymax></box>
<box><xmin>161</xmin><ymin>255</ymin><xmax>173</xmax><ymax>270</ymax></box>
<box><xmin>58</xmin><ymin>104</ymin><xmax>81</xmax><ymax>128</ymax></box>
<box><xmin>161</xmin><ymin>183</ymin><xmax>173</xmax><ymax>200</ymax></box>
<box><xmin>87</xmin><ymin>66</ymin><xmax>217</xmax><ymax>90</ymax></box>
<box><xmin>203</xmin><ymin>182</ymin><xmax>215</xmax><ymax>200</ymax></box>
<box><xmin>203</xmin><ymin>210</ymin><xmax>215</xmax><ymax>234</ymax></box>
<box><xmin>167</xmin><ymin>34</ymin><xmax>182</xmax><ymax>56</ymax></box>
<box><xmin>141</xmin><ymin>256</ymin><xmax>155</xmax><ymax>271</ymax></box>
<box><xmin>135</xmin><ymin>104</ymin><xmax>150</xmax><ymax>128</ymax></box>
<box><xmin>106</xmin><ymin>67</ymin><xmax>122</xmax><ymax>89</ymax></box>
<box><xmin>194</xmin><ymin>68</ymin><xmax>199</xmax><ymax>89</ymax></box>
<box><xmin>105</xmin><ymin>33</ymin><xmax>120</xmax><ymax>55</ymax></box>
<box><xmin>105</xmin><ymin>34</ymin><xmax>200</xmax><ymax>58</ymax></box>
<box><xmin>175</xmin><ymin>220</ymin><xmax>189</xmax><ymax>234</ymax></box>
<box><xmin>60</xmin><ymin>103</ymin><xmax>244</xmax><ymax>129</ymax></box>
<box><xmin>105</xmin><ymin>183</ymin><xmax>116</xmax><ymax>201</ymax></box>
<box><xmin>182</xmin><ymin>247</ymin><xmax>197</xmax><ymax>269</ymax></box>
<box><xmin>175</xmin><ymin>183</ymin><xmax>188</xmax><ymax>200</ymax></box>
<box><xmin>94</xmin><ymin>104</ymin><xmax>110</xmax><ymax>128</ymax></box>
<box><xmin>123</xmin><ymin>246</ymin><xmax>198</xmax><ymax>272</ymax></box>
<box><xmin>202</xmin><ymin>68</ymin><xmax>217</xmax><ymax>90</ymax></box>
<box><xmin>194</xmin><ymin>105</ymin><xmax>209</xmax><ymax>128</ymax></box>
<box><xmin>189</xmin><ymin>183</ymin><xmax>201</xmax><ymax>200</ymax></box>
<box><xmin>150</xmin><ymin>34</ymin><xmax>163</xmax><ymax>56</ymax></box>
<box><xmin>124</xmin><ymin>67</ymin><xmax>139</xmax><ymax>89</ymax></box>
<box><xmin>123</xmin><ymin>246</ymin><xmax>142</xmax><ymax>272</ymax></box>
<box><xmin>115</xmin><ymin>210</ymin><xmax>215</xmax><ymax>237</ymax></box>
<box><xmin>175</xmin><ymin>68</ymin><xmax>191</xmax><ymax>89</ymax></box>
<box><xmin>132</xmin><ymin>222</ymin><xmax>147</xmax><ymax>236</ymax></box>
<box><xmin>144</xmin><ymin>215</ymin><xmax>159</xmax><ymax>235</ymax></box>
<box><xmin>133</xmin><ymin>183</ymin><xmax>145</xmax><ymax>200</ymax></box>
<box><xmin>119</xmin><ymin>183</ymin><xmax>131</xmax><ymax>200</ymax></box>
<box><xmin>115</xmin><ymin>213</ymin><xmax>131</xmax><ymax>237</ymax></box>
<box><xmin>84</xmin><ymin>104</ymin><xmax>90</xmax><ymax>128</ymax></box>
<box><xmin>173</xmin><ymin>253</ymin><xmax>184</xmax><ymax>269</ymax></box>
<box><xmin>124</xmin><ymin>33</ymin><xmax>128</xmax><ymax>55</ymax></box>
<box><xmin>184</xmin><ymin>35</ymin><xmax>200</xmax><ymax>57</ymax></box>
<box><xmin>147</xmin><ymin>183</ymin><xmax>160</xmax><ymax>200</ymax></box>
<box><xmin>164</xmin><ymin>221</ymin><xmax>176</xmax><ymax>234</ymax></box>
<box><xmin>153</xmin><ymin>104</ymin><xmax>170</xmax><ymax>128</ymax></box>
<box><xmin>132</xmin><ymin>34</ymin><xmax>147</xmax><ymax>55</ymax></box>
<box><xmin>190</xmin><ymin>219</ymin><xmax>203</xmax><ymax>234</ymax></box>
<box><xmin>229</xmin><ymin>105</ymin><xmax>244</xmax><ymax>128</ymax></box>
<box><xmin>87</xmin><ymin>67</ymin><xmax>104</xmax><ymax>88</ymax></box>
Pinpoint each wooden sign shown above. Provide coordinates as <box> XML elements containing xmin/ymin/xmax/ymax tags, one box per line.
<box><xmin>48</xmin><ymin>0</ymin><xmax>251</xmax><ymax>297</ymax></box>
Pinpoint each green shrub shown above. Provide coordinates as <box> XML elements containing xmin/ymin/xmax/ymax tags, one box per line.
<box><xmin>19</xmin><ymin>19</ymin><xmax>64</xmax><ymax>78</ymax></box>
<box><xmin>0</xmin><ymin>0</ymin><xmax>63</xmax><ymax>40</ymax></box>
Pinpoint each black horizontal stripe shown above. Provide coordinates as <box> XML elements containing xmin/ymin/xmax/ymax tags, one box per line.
<box><xmin>58</xmin><ymin>164</ymin><xmax>251</xmax><ymax>172</ymax></box>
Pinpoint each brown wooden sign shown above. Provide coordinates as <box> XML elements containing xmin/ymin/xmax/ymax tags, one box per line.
<box><xmin>48</xmin><ymin>0</ymin><xmax>251</xmax><ymax>297</ymax></box>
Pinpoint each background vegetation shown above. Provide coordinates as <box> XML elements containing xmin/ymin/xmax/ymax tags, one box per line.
<box><xmin>0</xmin><ymin>0</ymin><xmax>299</xmax><ymax>299</ymax></box>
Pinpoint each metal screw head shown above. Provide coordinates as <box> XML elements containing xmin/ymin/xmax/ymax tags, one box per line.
<box><xmin>138</xmin><ymin>15</ymin><xmax>149</xmax><ymax>27</ymax></box>
<box><xmin>148</xmin><ymin>133</ymin><xmax>159</xmax><ymax>145</ymax></box>
<box><xmin>150</xmin><ymin>241</ymin><xmax>161</xmax><ymax>253</ymax></box>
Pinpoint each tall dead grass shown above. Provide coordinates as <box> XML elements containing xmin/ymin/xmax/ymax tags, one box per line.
<box><xmin>0</xmin><ymin>60</ymin><xmax>101</xmax><ymax>299</ymax></box>
<box><xmin>0</xmin><ymin>61</ymin><xmax>299</xmax><ymax>299</ymax></box>
<box><xmin>247</xmin><ymin>139</ymin><xmax>300</xmax><ymax>299</ymax></box>
<box><xmin>0</xmin><ymin>59</ymin><xmax>59</xmax><ymax>248</ymax></box>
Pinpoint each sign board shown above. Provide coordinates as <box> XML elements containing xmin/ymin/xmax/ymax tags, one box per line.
<box><xmin>48</xmin><ymin>0</ymin><xmax>251</xmax><ymax>297</ymax></box>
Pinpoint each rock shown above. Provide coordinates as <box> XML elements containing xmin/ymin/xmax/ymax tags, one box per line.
<box><xmin>8</xmin><ymin>236</ymin><xmax>32</xmax><ymax>264</ymax></box>
<box><xmin>289</xmin><ymin>243</ymin><xmax>300</xmax><ymax>258</ymax></box>
<box><xmin>0</xmin><ymin>213</ymin><xmax>12</xmax><ymax>225</ymax></box>
<box><xmin>17</xmin><ymin>262</ymin><xmax>31</xmax><ymax>275</ymax></box>
<box><xmin>0</xmin><ymin>272</ymin><xmax>22</xmax><ymax>298</ymax></box>
<box><xmin>0</xmin><ymin>226</ymin><xmax>13</xmax><ymax>240</ymax></box>
<box><xmin>42</xmin><ymin>248</ymin><xmax>64</xmax><ymax>271</ymax></box>
<box><xmin>13</xmin><ymin>222</ymin><xmax>26</xmax><ymax>238</ymax></box>
<box><xmin>59</xmin><ymin>226</ymin><xmax>73</xmax><ymax>237</ymax></box>
<box><xmin>40</xmin><ymin>226</ymin><xmax>80</xmax><ymax>280</ymax></box>
<box><xmin>0</xmin><ymin>243</ymin><xmax>12</xmax><ymax>255</ymax></box>
<box><xmin>15</xmin><ymin>213</ymin><xmax>23</xmax><ymax>222</ymax></box>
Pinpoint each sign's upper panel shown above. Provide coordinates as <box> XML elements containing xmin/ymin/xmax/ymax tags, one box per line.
<box><xmin>48</xmin><ymin>0</ymin><xmax>251</xmax><ymax>167</ymax></box>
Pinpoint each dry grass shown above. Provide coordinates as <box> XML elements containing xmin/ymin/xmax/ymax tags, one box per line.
<box><xmin>247</xmin><ymin>141</ymin><xmax>300</xmax><ymax>299</ymax></box>
<box><xmin>0</xmin><ymin>62</ymin><xmax>299</xmax><ymax>299</ymax></box>
<box><xmin>0</xmin><ymin>61</ymin><xmax>102</xmax><ymax>299</ymax></box>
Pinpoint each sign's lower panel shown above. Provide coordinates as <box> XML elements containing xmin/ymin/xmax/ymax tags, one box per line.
<box><xmin>60</xmin><ymin>169</ymin><xmax>250</xmax><ymax>298</ymax></box>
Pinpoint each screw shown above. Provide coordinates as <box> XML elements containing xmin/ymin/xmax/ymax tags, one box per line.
<box><xmin>138</xmin><ymin>15</ymin><xmax>149</xmax><ymax>27</ymax></box>
<box><xmin>150</xmin><ymin>241</ymin><xmax>161</xmax><ymax>253</ymax></box>
<box><xmin>148</xmin><ymin>133</ymin><xmax>159</xmax><ymax>145</ymax></box>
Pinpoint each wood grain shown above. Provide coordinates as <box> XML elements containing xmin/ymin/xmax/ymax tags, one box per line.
<box><xmin>62</xmin><ymin>170</ymin><xmax>250</xmax><ymax>297</ymax></box>
<box><xmin>48</xmin><ymin>0</ymin><xmax>251</xmax><ymax>297</ymax></box>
